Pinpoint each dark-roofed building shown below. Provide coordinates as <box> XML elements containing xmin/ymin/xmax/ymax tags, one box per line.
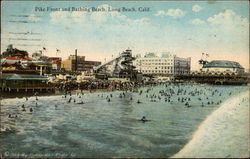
<box><xmin>2</xmin><ymin>44</ymin><xmax>29</xmax><ymax>58</ymax></box>
<box><xmin>201</xmin><ymin>60</ymin><xmax>244</xmax><ymax>75</ymax></box>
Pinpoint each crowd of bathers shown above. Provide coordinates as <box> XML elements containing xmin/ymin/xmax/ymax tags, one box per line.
<box><xmin>54</xmin><ymin>80</ymin><xmax>147</xmax><ymax>92</ymax></box>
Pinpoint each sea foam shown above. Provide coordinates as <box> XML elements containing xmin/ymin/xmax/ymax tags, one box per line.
<box><xmin>172</xmin><ymin>91</ymin><xmax>249</xmax><ymax>158</ymax></box>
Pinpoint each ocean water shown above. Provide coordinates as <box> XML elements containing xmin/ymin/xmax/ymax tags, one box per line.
<box><xmin>172</xmin><ymin>91</ymin><xmax>249</xmax><ymax>158</ymax></box>
<box><xmin>0</xmin><ymin>84</ymin><xmax>248</xmax><ymax>158</ymax></box>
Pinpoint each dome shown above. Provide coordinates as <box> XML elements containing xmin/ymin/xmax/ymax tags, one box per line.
<box><xmin>203</xmin><ymin>60</ymin><xmax>244</xmax><ymax>69</ymax></box>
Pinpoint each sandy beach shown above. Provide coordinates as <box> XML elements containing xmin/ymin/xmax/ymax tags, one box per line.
<box><xmin>172</xmin><ymin>90</ymin><xmax>249</xmax><ymax>158</ymax></box>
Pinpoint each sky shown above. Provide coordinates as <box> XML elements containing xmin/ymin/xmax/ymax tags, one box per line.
<box><xmin>1</xmin><ymin>0</ymin><xmax>249</xmax><ymax>71</ymax></box>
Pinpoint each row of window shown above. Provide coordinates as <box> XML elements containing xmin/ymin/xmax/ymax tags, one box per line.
<box><xmin>140</xmin><ymin>66</ymin><xmax>173</xmax><ymax>70</ymax></box>
<box><xmin>137</xmin><ymin>63</ymin><xmax>173</xmax><ymax>66</ymax></box>
<box><xmin>141</xmin><ymin>70</ymin><xmax>173</xmax><ymax>73</ymax></box>
<box><xmin>175</xmin><ymin>69</ymin><xmax>190</xmax><ymax>71</ymax></box>
<box><xmin>175</xmin><ymin>71</ymin><xmax>189</xmax><ymax>74</ymax></box>
<box><xmin>137</xmin><ymin>59</ymin><xmax>173</xmax><ymax>62</ymax></box>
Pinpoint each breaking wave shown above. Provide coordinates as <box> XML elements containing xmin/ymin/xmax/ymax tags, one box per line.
<box><xmin>172</xmin><ymin>90</ymin><xmax>250</xmax><ymax>158</ymax></box>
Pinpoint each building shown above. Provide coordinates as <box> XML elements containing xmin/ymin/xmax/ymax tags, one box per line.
<box><xmin>134</xmin><ymin>52</ymin><xmax>191</xmax><ymax>76</ymax></box>
<box><xmin>2</xmin><ymin>44</ymin><xmax>28</xmax><ymax>58</ymax></box>
<box><xmin>61</xmin><ymin>55</ymin><xmax>101</xmax><ymax>72</ymax></box>
<box><xmin>0</xmin><ymin>45</ymin><xmax>55</xmax><ymax>92</ymax></box>
<box><xmin>1</xmin><ymin>56</ymin><xmax>32</xmax><ymax>71</ymax></box>
<box><xmin>61</xmin><ymin>55</ymin><xmax>85</xmax><ymax>71</ymax></box>
<box><xmin>27</xmin><ymin>61</ymin><xmax>52</xmax><ymax>75</ymax></box>
<box><xmin>82</xmin><ymin>60</ymin><xmax>102</xmax><ymax>72</ymax></box>
<box><xmin>1</xmin><ymin>48</ymin><xmax>52</xmax><ymax>75</ymax></box>
<box><xmin>201</xmin><ymin>60</ymin><xmax>244</xmax><ymax>75</ymax></box>
<box><xmin>0</xmin><ymin>73</ymin><xmax>54</xmax><ymax>92</ymax></box>
<box><xmin>174</xmin><ymin>56</ymin><xmax>191</xmax><ymax>75</ymax></box>
<box><xmin>48</xmin><ymin>57</ymin><xmax>62</xmax><ymax>71</ymax></box>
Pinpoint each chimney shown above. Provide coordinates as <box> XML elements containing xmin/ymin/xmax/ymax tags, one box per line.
<box><xmin>75</xmin><ymin>49</ymin><xmax>77</xmax><ymax>72</ymax></box>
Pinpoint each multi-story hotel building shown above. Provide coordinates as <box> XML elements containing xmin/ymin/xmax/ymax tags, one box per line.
<box><xmin>174</xmin><ymin>56</ymin><xmax>191</xmax><ymax>75</ymax></box>
<box><xmin>134</xmin><ymin>53</ymin><xmax>191</xmax><ymax>76</ymax></box>
<box><xmin>61</xmin><ymin>55</ymin><xmax>101</xmax><ymax>72</ymax></box>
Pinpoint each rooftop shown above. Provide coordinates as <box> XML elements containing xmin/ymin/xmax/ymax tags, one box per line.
<box><xmin>203</xmin><ymin>60</ymin><xmax>244</xmax><ymax>69</ymax></box>
<box><xmin>0</xmin><ymin>73</ymin><xmax>48</xmax><ymax>81</ymax></box>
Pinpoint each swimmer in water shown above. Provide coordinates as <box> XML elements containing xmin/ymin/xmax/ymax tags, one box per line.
<box><xmin>185</xmin><ymin>102</ymin><xmax>191</xmax><ymax>107</ymax></box>
<box><xmin>68</xmin><ymin>97</ymin><xmax>72</xmax><ymax>103</ymax></box>
<box><xmin>140</xmin><ymin>116</ymin><xmax>150</xmax><ymax>122</ymax></box>
<box><xmin>141</xmin><ymin>116</ymin><xmax>146</xmax><ymax>121</ymax></box>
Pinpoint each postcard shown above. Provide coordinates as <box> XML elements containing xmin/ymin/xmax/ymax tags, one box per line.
<box><xmin>0</xmin><ymin>0</ymin><xmax>249</xmax><ymax>158</ymax></box>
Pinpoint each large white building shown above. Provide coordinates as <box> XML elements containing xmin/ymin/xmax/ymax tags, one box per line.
<box><xmin>134</xmin><ymin>53</ymin><xmax>191</xmax><ymax>76</ymax></box>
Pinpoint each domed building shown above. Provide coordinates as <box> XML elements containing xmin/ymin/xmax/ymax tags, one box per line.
<box><xmin>201</xmin><ymin>60</ymin><xmax>244</xmax><ymax>75</ymax></box>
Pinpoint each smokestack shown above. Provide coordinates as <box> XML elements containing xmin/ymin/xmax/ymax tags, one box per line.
<box><xmin>75</xmin><ymin>49</ymin><xmax>77</xmax><ymax>72</ymax></box>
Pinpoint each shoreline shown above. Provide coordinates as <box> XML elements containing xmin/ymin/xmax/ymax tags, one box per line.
<box><xmin>0</xmin><ymin>88</ymin><xmax>124</xmax><ymax>99</ymax></box>
<box><xmin>0</xmin><ymin>82</ymin><xmax>246</xmax><ymax>100</ymax></box>
<box><xmin>171</xmin><ymin>90</ymin><xmax>249</xmax><ymax>158</ymax></box>
<box><xmin>0</xmin><ymin>85</ymin><xmax>145</xmax><ymax>100</ymax></box>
